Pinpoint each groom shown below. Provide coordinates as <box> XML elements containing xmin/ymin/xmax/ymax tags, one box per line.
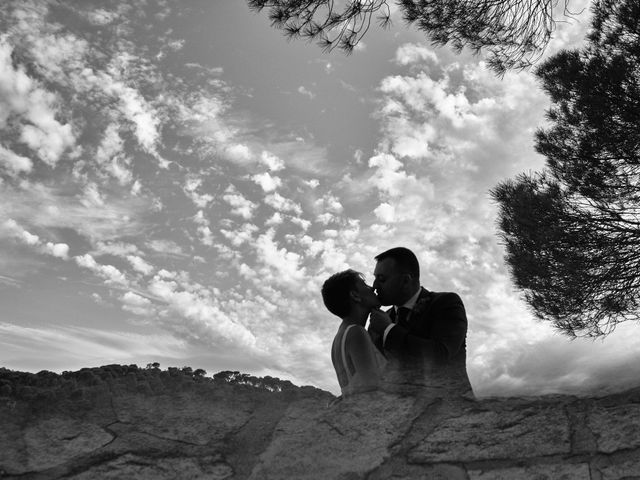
<box><xmin>368</xmin><ymin>247</ymin><xmax>473</xmax><ymax>395</ymax></box>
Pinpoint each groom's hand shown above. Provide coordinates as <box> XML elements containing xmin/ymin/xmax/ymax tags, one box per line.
<box><xmin>369</xmin><ymin>308</ymin><xmax>392</xmax><ymax>334</ymax></box>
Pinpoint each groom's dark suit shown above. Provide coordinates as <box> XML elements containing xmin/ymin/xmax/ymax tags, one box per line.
<box><xmin>371</xmin><ymin>287</ymin><xmax>472</xmax><ymax>395</ymax></box>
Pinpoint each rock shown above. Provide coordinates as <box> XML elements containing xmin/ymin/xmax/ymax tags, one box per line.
<box><xmin>66</xmin><ymin>454</ymin><xmax>233</xmax><ymax>480</ymax></box>
<box><xmin>0</xmin><ymin>416</ymin><xmax>113</xmax><ymax>474</ymax></box>
<box><xmin>1</xmin><ymin>366</ymin><xmax>640</xmax><ymax>479</ymax></box>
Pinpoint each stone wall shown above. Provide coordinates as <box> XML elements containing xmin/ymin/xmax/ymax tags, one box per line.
<box><xmin>1</xmin><ymin>367</ymin><xmax>639</xmax><ymax>479</ymax></box>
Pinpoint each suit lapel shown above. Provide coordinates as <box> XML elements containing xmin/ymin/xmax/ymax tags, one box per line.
<box><xmin>409</xmin><ymin>288</ymin><xmax>434</xmax><ymax>329</ymax></box>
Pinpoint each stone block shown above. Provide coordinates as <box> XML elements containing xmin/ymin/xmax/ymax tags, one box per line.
<box><xmin>369</xmin><ymin>461</ymin><xmax>469</xmax><ymax>480</ymax></box>
<box><xmin>67</xmin><ymin>453</ymin><xmax>233</xmax><ymax>480</ymax></box>
<box><xmin>409</xmin><ymin>403</ymin><xmax>570</xmax><ymax>463</ymax></box>
<box><xmin>592</xmin><ymin>454</ymin><xmax>640</xmax><ymax>480</ymax></box>
<box><xmin>468</xmin><ymin>463</ymin><xmax>591</xmax><ymax>480</ymax></box>
<box><xmin>249</xmin><ymin>392</ymin><xmax>418</xmax><ymax>480</ymax></box>
<box><xmin>113</xmin><ymin>392</ymin><xmax>254</xmax><ymax>445</ymax></box>
<box><xmin>588</xmin><ymin>403</ymin><xmax>640</xmax><ymax>453</ymax></box>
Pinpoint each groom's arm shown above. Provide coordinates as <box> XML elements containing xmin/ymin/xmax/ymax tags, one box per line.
<box><xmin>384</xmin><ymin>293</ymin><xmax>467</xmax><ymax>363</ymax></box>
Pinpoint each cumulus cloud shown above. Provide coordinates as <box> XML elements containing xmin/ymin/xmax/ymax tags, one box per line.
<box><xmin>315</xmin><ymin>194</ymin><xmax>344</xmax><ymax>214</ymax></box>
<box><xmin>373</xmin><ymin>202</ymin><xmax>395</xmax><ymax>223</ymax></box>
<box><xmin>75</xmin><ymin>253</ymin><xmax>128</xmax><ymax>286</ymax></box>
<box><xmin>395</xmin><ymin>43</ymin><xmax>439</xmax><ymax>66</ymax></box>
<box><xmin>251</xmin><ymin>172</ymin><xmax>282</xmax><ymax>192</ymax></box>
<box><xmin>44</xmin><ymin>242</ymin><xmax>70</xmax><ymax>260</ymax></box>
<box><xmin>84</xmin><ymin>8</ymin><xmax>119</xmax><ymax>26</ymax></box>
<box><xmin>148</xmin><ymin>239</ymin><xmax>187</xmax><ymax>257</ymax></box>
<box><xmin>264</xmin><ymin>192</ymin><xmax>302</xmax><ymax>215</ymax></box>
<box><xmin>95</xmin><ymin>123</ymin><xmax>133</xmax><ymax>185</ymax></box>
<box><xmin>184</xmin><ymin>176</ymin><xmax>214</xmax><ymax>208</ymax></box>
<box><xmin>193</xmin><ymin>210</ymin><xmax>215</xmax><ymax>246</ymax></box>
<box><xmin>223</xmin><ymin>185</ymin><xmax>257</xmax><ymax>219</ymax></box>
<box><xmin>259</xmin><ymin>151</ymin><xmax>285</xmax><ymax>171</ymax></box>
<box><xmin>0</xmin><ymin>144</ymin><xmax>32</xmax><ymax>174</ymax></box>
<box><xmin>220</xmin><ymin>223</ymin><xmax>259</xmax><ymax>247</ymax></box>
<box><xmin>225</xmin><ymin>143</ymin><xmax>253</xmax><ymax>164</ymax></box>
<box><xmin>102</xmin><ymin>64</ymin><xmax>163</xmax><ymax>162</ymax></box>
<box><xmin>298</xmin><ymin>85</ymin><xmax>315</xmax><ymax>99</ymax></box>
<box><xmin>253</xmin><ymin>228</ymin><xmax>306</xmax><ymax>288</ymax></box>
<box><xmin>121</xmin><ymin>291</ymin><xmax>155</xmax><ymax>316</ymax></box>
<box><xmin>148</xmin><ymin>274</ymin><xmax>257</xmax><ymax>348</ymax></box>
<box><xmin>1</xmin><ymin>218</ymin><xmax>39</xmax><ymax>245</ymax></box>
<box><xmin>0</xmin><ymin>39</ymin><xmax>76</xmax><ymax>167</ymax></box>
<box><xmin>126</xmin><ymin>254</ymin><xmax>154</xmax><ymax>275</ymax></box>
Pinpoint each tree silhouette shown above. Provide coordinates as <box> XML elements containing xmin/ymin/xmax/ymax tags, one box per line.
<box><xmin>247</xmin><ymin>0</ymin><xmax>577</xmax><ymax>74</ymax></box>
<box><xmin>492</xmin><ymin>0</ymin><xmax>640</xmax><ymax>336</ymax></box>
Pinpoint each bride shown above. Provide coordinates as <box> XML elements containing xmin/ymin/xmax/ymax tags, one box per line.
<box><xmin>321</xmin><ymin>269</ymin><xmax>387</xmax><ymax>396</ymax></box>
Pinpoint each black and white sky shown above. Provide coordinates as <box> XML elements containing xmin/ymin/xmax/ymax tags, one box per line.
<box><xmin>2</xmin><ymin>0</ymin><xmax>640</xmax><ymax>397</ymax></box>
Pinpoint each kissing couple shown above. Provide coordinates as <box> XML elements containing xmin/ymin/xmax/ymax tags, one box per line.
<box><xmin>322</xmin><ymin>247</ymin><xmax>473</xmax><ymax>397</ymax></box>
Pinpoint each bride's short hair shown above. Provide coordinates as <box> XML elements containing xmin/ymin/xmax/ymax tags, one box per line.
<box><xmin>321</xmin><ymin>269</ymin><xmax>364</xmax><ymax>318</ymax></box>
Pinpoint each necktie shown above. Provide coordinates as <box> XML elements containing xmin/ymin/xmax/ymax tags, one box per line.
<box><xmin>396</xmin><ymin>307</ymin><xmax>411</xmax><ymax>327</ymax></box>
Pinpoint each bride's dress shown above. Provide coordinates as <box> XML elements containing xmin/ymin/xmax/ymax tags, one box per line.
<box><xmin>333</xmin><ymin>324</ymin><xmax>387</xmax><ymax>396</ymax></box>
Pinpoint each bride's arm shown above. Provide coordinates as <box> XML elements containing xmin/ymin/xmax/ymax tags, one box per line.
<box><xmin>346</xmin><ymin>326</ymin><xmax>381</xmax><ymax>390</ymax></box>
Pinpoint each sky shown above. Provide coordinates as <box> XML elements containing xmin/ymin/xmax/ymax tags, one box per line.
<box><xmin>2</xmin><ymin>0</ymin><xmax>640</xmax><ymax>398</ymax></box>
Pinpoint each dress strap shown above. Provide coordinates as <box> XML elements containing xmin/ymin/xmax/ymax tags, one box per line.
<box><xmin>341</xmin><ymin>324</ymin><xmax>356</xmax><ymax>378</ymax></box>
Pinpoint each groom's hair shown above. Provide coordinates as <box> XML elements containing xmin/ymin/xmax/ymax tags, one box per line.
<box><xmin>321</xmin><ymin>269</ymin><xmax>362</xmax><ymax>318</ymax></box>
<box><xmin>375</xmin><ymin>247</ymin><xmax>420</xmax><ymax>279</ymax></box>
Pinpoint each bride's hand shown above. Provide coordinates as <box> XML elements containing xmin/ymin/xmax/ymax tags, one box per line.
<box><xmin>369</xmin><ymin>308</ymin><xmax>392</xmax><ymax>333</ymax></box>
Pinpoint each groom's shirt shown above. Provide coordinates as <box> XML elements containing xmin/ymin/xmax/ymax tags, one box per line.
<box><xmin>382</xmin><ymin>286</ymin><xmax>422</xmax><ymax>347</ymax></box>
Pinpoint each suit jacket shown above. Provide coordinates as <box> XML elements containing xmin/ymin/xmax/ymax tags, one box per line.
<box><xmin>371</xmin><ymin>287</ymin><xmax>472</xmax><ymax>395</ymax></box>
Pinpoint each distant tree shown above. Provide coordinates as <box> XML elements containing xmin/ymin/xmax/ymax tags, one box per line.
<box><xmin>247</xmin><ymin>0</ymin><xmax>577</xmax><ymax>74</ymax></box>
<box><xmin>213</xmin><ymin>370</ymin><xmax>240</xmax><ymax>383</ymax></box>
<box><xmin>492</xmin><ymin>0</ymin><xmax>640</xmax><ymax>336</ymax></box>
<box><xmin>193</xmin><ymin>368</ymin><xmax>207</xmax><ymax>378</ymax></box>
<box><xmin>146</xmin><ymin>362</ymin><xmax>161</xmax><ymax>370</ymax></box>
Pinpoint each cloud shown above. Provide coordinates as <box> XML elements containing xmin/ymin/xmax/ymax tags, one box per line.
<box><xmin>121</xmin><ymin>291</ymin><xmax>155</xmax><ymax>316</ymax></box>
<box><xmin>0</xmin><ymin>179</ymin><xmax>154</xmax><ymax>246</ymax></box>
<box><xmin>220</xmin><ymin>223</ymin><xmax>259</xmax><ymax>247</ymax></box>
<box><xmin>148</xmin><ymin>239</ymin><xmax>187</xmax><ymax>257</ymax></box>
<box><xmin>259</xmin><ymin>151</ymin><xmax>285</xmax><ymax>171</ymax></box>
<box><xmin>75</xmin><ymin>253</ymin><xmax>128</xmax><ymax>286</ymax></box>
<box><xmin>264</xmin><ymin>192</ymin><xmax>302</xmax><ymax>215</ymax></box>
<box><xmin>148</xmin><ymin>274</ymin><xmax>257</xmax><ymax>349</ymax></box>
<box><xmin>44</xmin><ymin>242</ymin><xmax>70</xmax><ymax>260</ymax></box>
<box><xmin>94</xmin><ymin>241</ymin><xmax>142</xmax><ymax>257</ymax></box>
<box><xmin>101</xmin><ymin>59</ymin><xmax>164</xmax><ymax>164</ymax></box>
<box><xmin>253</xmin><ymin>228</ymin><xmax>306</xmax><ymax>288</ymax></box>
<box><xmin>95</xmin><ymin>124</ymin><xmax>133</xmax><ymax>185</ymax></box>
<box><xmin>0</xmin><ymin>144</ymin><xmax>32</xmax><ymax>174</ymax></box>
<box><xmin>315</xmin><ymin>194</ymin><xmax>344</xmax><ymax>214</ymax></box>
<box><xmin>395</xmin><ymin>43</ymin><xmax>439</xmax><ymax>66</ymax></box>
<box><xmin>373</xmin><ymin>202</ymin><xmax>395</xmax><ymax>223</ymax></box>
<box><xmin>0</xmin><ymin>274</ymin><xmax>22</xmax><ymax>287</ymax></box>
<box><xmin>297</xmin><ymin>85</ymin><xmax>315</xmax><ymax>99</ymax></box>
<box><xmin>193</xmin><ymin>210</ymin><xmax>215</xmax><ymax>246</ymax></box>
<box><xmin>126</xmin><ymin>255</ymin><xmax>154</xmax><ymax>275</ymax></box>
<box><xmin>184</xmin><ymin>176</ymin><xmax>214</xmax><ymax>208</ymax></box>
<box><xmin>251</xmin><ymin>172</ymin><xmax>282</xmax><ymax>192</ymax></box>
<box><xmin>2</xmin><ymin>218</ymin><xmax>70</xmax><ymax>261</ymax></box>
<box><xmin>225</xmin><ymin>143</ymin><xmax>253</xmax><ymax>164</ymax></box>
<box><xmin>0</xmin><ymin>39</ymin><xmax>76</xmax><ymax>167</ymax></box>
<box><xmin>223</xmin><ymin>185</ymin><xmax>257</xmax><ymax>219</ymax></box>
<box><xmin>83</xmin><ymin>8</ymin><xmax>120</xmax><ymax>26</ymax></box>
